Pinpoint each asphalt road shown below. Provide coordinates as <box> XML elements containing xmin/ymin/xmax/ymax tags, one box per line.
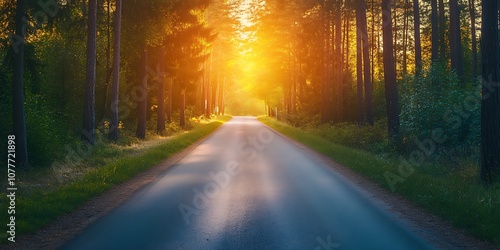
<box><xmin>63</xmin><ymin>117</ymin><xmax>432</xmax><ymax>250</ymax></box>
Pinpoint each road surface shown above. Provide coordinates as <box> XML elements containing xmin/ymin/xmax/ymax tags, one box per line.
<box><xmin>63</xmin><ymin>117</ymin><xmax>432</xmax><ymax>250</ymax></box>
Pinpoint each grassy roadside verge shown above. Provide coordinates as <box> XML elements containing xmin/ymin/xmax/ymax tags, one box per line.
<box><xmin>0</xmin><ymin>116</ymin><xmax>231</xmax><ymax>242</ymax></box>
<box><xmin>258</xmin><ymin>117</ymin><xmax>500</xmax><ymax>246</ymax></box>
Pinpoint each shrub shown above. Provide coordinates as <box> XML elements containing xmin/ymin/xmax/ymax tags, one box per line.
<box><xmin>283</xmin><ymin>111</ymin><xmax>320</xmax><ymax>128</ymax></box>
<box><xmin>25</xmin><ymin>95</ymin><xmax>73</xmax><ymax>167</ymax></box>
<box><xmin>308</xmin><ymin>119</ymin><xmax>389</xmax><ymax>153</ymax></box>
<box><xmin>400</xmin><ymin>64</ymin><xmax>480</xmax><ymax>158</ymax></box>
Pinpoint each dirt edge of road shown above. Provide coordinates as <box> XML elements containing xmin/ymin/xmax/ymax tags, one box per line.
<box><xmin>265</xmin><ymin>125</ymin><xmax>496</xmax><ymax>250</ymax></box>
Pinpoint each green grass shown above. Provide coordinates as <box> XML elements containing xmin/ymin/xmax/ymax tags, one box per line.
<box><xmin>258</xmin><ymin>116</ymin><xmax>500</xmax><ymax>246</ymax></box>
<box><xmin>0</xmin><ymin>116</ymin><xmax>231</xmax><ymax>242</ymax></box>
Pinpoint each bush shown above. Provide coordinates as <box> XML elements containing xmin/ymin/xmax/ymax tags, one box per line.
<box><xmin>400</xmin><ymin>64</ymin><xmax>480</xmax><ymax>158</ymax></box>
<box><xmin>283</xmin><ymin>111</ymin><xmax>320</xmax><ymax>128</ymax></box>
<box><xmin>308</xmin><ymin>119</ymin><xmax>389</xmax><ymax>153</ymax></box>
<box><xmin>25</xmin><ymin>95</ymin><xmax>73</xmax><ymax>167</ymax></box>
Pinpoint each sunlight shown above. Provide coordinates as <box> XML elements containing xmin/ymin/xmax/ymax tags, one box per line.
<box><xmin>234</xmin><ymin>0</ymin><xmax>266</xmax><ymax>28</ymax></box>
<box><xmin>233</xmin><ymin>0</ymin><xmax>260</xmax><ymax>43</ymax></box>
<box><xmin>236</xmin><ymin>0</ymin><xmax>254</xmax><ymax>27</ymax></box>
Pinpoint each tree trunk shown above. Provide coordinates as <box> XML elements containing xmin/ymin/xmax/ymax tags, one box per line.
<box><xmin>292</xmin><ymin>43</ymin><xmax>297</xmax><ymax>113</ymax></box>
<box><xmin>82</xmin><ymin>0</ymin><xmax>97</xmax><ymax>145</ymax></box>
<box><xmin>356</xmin><ymin>3</ymin><xmax>365</xmax><ymax>125</ymax></box>
<box><xmin>402</xmin><ymin>0</ymin><xmax>409</xmax><ymax>75</ymax></box>
<box><xmin>167</xmin><ymin>77</ymin><xmax>172</xmax><ymax>123</ymax></box>
<box><xmin>157</xmin><ymin>49</ymin><xmax>166</xmax><ymax>133</ymax></box>
<box><xmin>320</xmin><ymin>8</ymin><xmax>330</xmax><ymax>123</ymax></box>
<box><xmin>382</xmin><ymin>0</ymin><xmax>400</xmax><ymax>138</ymax></box>
<box><xmin>438</xmin><ymin>0</ymin><xmax>446</xmax><ymax>61</ymax></box>
<box><xmin>371</xmin><ymin>0</ymin><xmax>375</xmax><ymax>84</ymax></box>
<box><xmin>413</xmin><ymin>0</ymin><xmax>422</xmax><ymax>74</ymax></box>
<box><xmin>214</xmin><ymin>49</ymin><xmax>220</xmax><ymax>115</ymax></box>
<box><xmin>335</xmin><ymin>1</ymin><xmax>343</xmax><ymax>122</ymax></box>
<box><xmin>101</xmin><ymin>0</ymin><xmax>112</xmax><ymax>127</ymax></box>
<box><xmin>343</xmin><ymin>8</ymin><xmax>351</xmax><ymax>121</ymax></box>
<box><xmin>109</xmin><ymin>0</ymin><xmax>122</xmax><ymax>141</ymax></box>
<box><xmin>135</xmin><ymin>45</ymin><xmax>148</xmax><ymax>139</ymax></box>
<box><xmin>431</xmin><ymin>0</ymin><xmax>439</xmax><ymax>62</ymax></box>
<box><xmin>393</xmin><ymin>1</ymin><xmax>398</xmax><ymax>71</ymax></box>
<box><xmin>206</xmin><ymin>53</ymin><xmax>212</xmax><ymax>117</ymax></box>
<box><xmin>480</xmin><ymin>0</ymin><xmax>500</xmax><ymax>182</ymax></box>
<box><xmin>299</xmin><ymin>62</ymin><xmax>304</xmax><ymax>107</ymax></box>
<box><xmin>221</xmin><ymin>75</ymin><xmax>226</xmax><ymax>115</ymax></box>
<box><xmin>449</xmin><ymin>0</ymin><xmax>463</xmax><ymax>80</ymax></box>
<box><xmin>12</xmin><ymin>0</ymin><xmax>28</xmax><ymax>167</ymax></box>
<box><xmin>469</xmin><ymin>0</ymin><xmax>477</xmax><ymax>76</ymax></box>
<box><xmin>359</xmin><ymin>0</ymin><xmax>374</xmax><ymax>125</ymax></box>
<box><xmin>180</xmin><ymin>89</ymin><xmax>186</xmax><ymax>127</ymax></box>
<box><xmin>377</xmin><ymin>25</ymin><xmax>381</xmax><ymax>73</ymax></box>
<box><xmin>201</xmin><ymin>61</ymin><xmax>207</xmax><ymax>117</ymax></box>
<box><xmin>221</xmin><ymin>76</ymin><xmax>226</xmax><ymax>115</ymax></box>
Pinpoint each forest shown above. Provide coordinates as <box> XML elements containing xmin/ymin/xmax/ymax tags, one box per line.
<box><xmin>3</xmin><ymin>0</ymin><xmax>498</xmax><ymax>181</ymax></box>
<box><xmin>1</xmin><ymin>0</ymin><xmax>500</xmax><ymax>246</ymax></box>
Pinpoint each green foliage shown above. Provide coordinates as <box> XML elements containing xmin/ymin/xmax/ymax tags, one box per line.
<box><xmin>283</xmin><ymin>111</ymin><xmax>320</xmax><ymax>128</ymax></box>
<box><xmin>400</xmin><ymin>64</ymin><xmax>480</xmax><ymax>156</ymax></box>
<box><xmin>0</xmin><ymin>0</ymin><xmax>216</xmax><ymax>170</ymax></box>
<box><xmin>310</xmin><ymin>120</ymin><xmax>389</xmax><ymax>153</ymax></box>
<box><xmin>24</xmin><ymin>94</ymin><xmax>72</xmax><ymax>167</ymax></box>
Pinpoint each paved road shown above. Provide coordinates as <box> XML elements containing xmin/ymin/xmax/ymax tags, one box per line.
<box><xmin>63</xmin><ymin>117</ymin><xmax>432</xmax><ymax>250</ymax></box>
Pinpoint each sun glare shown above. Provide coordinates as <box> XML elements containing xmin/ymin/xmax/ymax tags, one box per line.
<box><xmin>236</xmin><ymin>0</ymin><xmax>255</xmax><ymax>27</ymax></box>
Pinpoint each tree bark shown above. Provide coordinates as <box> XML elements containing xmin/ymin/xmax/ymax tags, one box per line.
<box><xmin>292</xmin><ymin>42</ymin><xmax>297</xmax><ymax>113</ymax></box>
<box><xmin>402</xmin><ymin>0</ymin><xmax>409</xmax><ymax>75</ymax></box>
<box><xmin>101</xmin><ymin>0</ymin><xmax>112</xmax><ymax>127</ymax></box>
<box><xmin>413</xmin><ymin>0</ymin><xmax>422</xmax><ymax>74</ymax></box>
<box><xmin>167</xmin><ymin>77</ymin><xmax>172</xmax><ymax>123</ymax></box>
<box><xmin>201</xmin><ymin>61</ymin><xmax>207</xmax><ymax>117</ymax></box>
<box><xmin>335</xmin><ymin>1</ymin><xmax>343</xmax><ymax>122</ymax></box>
<box><xmin>431</xmin><ymin>0</ymin><xmax>439</xmax><ymax>61</ymax></box>
<box><xmin>469</xmin><ymin>0</ymin><xmax>477</xmax><ymax>76</ymax></box>
<box><xmin>480</xmin><ymin>0</ymin><xmax>500</xmax><ymax>182</ymax></box>
<box><xmin>82</xmin><ymin>0</ymin><xmax>97</xmax><ymax>145</ymax></box>
<box><xmin>221</xmin><ymin>76</ymin><xmax>226</xmax><ymax>115</ymax></box>
<box><xmin>13</xmin><ymin>0</ymin><xmax>28</xmax><ymax>167</ymax></box>
<box><xmin>214</xmin><ymin>48</ymin><xmax>220</xmax><ymax>115</ymax></box>
<box><xmin>157</xmin><ymin>49</ymin><xmax>166</xmax><ymax>133</ymax></box>
<box><xmin>356</xmin><ymin>2</ymin><xmax>365</xmax><ymax>125</ymax></box>
<box><xmin>287</xmin><ymin>43</ymin><xmax>292</xmax><ymax>115</ymax></box>
<box><xmin>358</xmin><ymin>0</ymin><xmax>373</xmax><ymax>125</ymax></box>
<box><xmin>206</xmin><ymin>53</ymin><xmax>212</xmax><ymax>117</ymax></box>
<box><xmin>109</xmin><ymin>0</ymin><xmax>122</xmax><ymax>141</ymax></box>
<box><xmin>371</xmin><ymin>0</ymin><xmax>375</xmax><ymax>84</ymax></box>
<box><xmin>135</xmin><ymin>45</ymin><xmax>148</xmax><ymax>139</ymax></box>
<box><xmin>449</xmin><ymin>0</ymin><xmax>463</xmax><ymax>80</ymax></box>
<box><xmin>438</xmin><ymin>0</ymin><xmax>446</xmax><ymax>61</ymax></box>
<box><xmin>320</xmin><ymin>7</ymin><xmax>330</xmax><ymax>123</ymax></box>
<box><xmin>382</xmin><ymin>0</ymin><xmax>400</xmax><ymax>138</ymax></box>
<box><xmin>180</xmin><ymin>89</ymin><xmax>186</xmax><ymax>127</ymax></box>
<box><xmin>343</xmin><ymin>8</ymin><xmax>351</xmax><ymax>120</ymax></box>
